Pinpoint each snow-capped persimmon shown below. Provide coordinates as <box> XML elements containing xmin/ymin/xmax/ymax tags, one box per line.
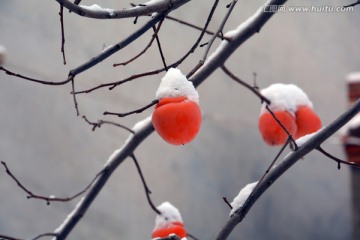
<box><xmin>258</xmin><ymin>111</ymin><xmax>297</xmax><ymax>146</ymax></box>
<box><xmin>152</xmin><ymin>96</ymin><xmax>201</xmax><ymax>145</ymax></box>
<box><xmin>152</xmin><ymin>221</ymin><xmax>187</xmax><ymax>239</ymax></box>
<box><xmin>152</xmin><ymin>202</ymin><xmax>187</xmax><ymax>239</ymax></box>
<box><xmin>294</xmin><ymin>106</ymin><xmax>321</xmax><ymax>139</ymax></box>
<box><xmin>153</xmin><ymin>68</ymin><xmax>201</xmax><ymax>145</ymax></box>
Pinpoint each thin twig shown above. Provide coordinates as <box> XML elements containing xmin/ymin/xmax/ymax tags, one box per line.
<box><xmin>223</xmin><ymin>197</ymin><xmax>233</xmax><ymax>209</ymax></box>
<box><xmin>221</xmin><ymin>65</ymin><xmax>270</xmax><ymax>104</ymax></box>
<box><xmin>82</xmin><ymin>116</ymin><xmax>134</xmax><ymax>133</ymax></box>
<box><xmin>31</xmin><ymin>233</ymin><xmax>58</xmax><ymax>240</ymax></box>
<box><xmin>0</xmin><ymin>234</ymin><xmax>22</xmax><ymax>240</ymax></box>
<box><xmin>153</xmin><ymin>24</ymin><xmax>168</xmax><ymax>71</ymax></box>
<box><xmin>202</xmin><ymin>0</ymin><xmax>237</xmax><ymax>61</ymax></box>
<box><xmin>70</xmin><ymin>77</ymin><xmax>79</xmax><ymax>116</ymax></box>
<box><xmin>265</xmin><ymin>105</ymin><xmax>297</xmax><ymax>149</ymax></box>
<box><xmin>113</xmin><ymin>20</ymin><xmax>164</xmax><ymax>67</ymax></box>
<box><xmin>344</xmin><ymin>0</ymin><xmax>360</xmax><ymax>8</ymax></box>
<box><xmin>0</xmin><ymin>66</ymin><xmax>71</xmax><ymax>85</ymax></box>
<box><xmin>59</xmin><ymin>5</ymin><xmax>66</xmax><ymax>65</ymax></box>
<box><xmin>165</xmin><ymin>16</ymin><xmax>230</xmax><ymax>40</ymax></box>
<box><xmin>130</xmin><ymin>154</ymin><xmax>161</xmax><ymax>214</ymax></box>
<box><xmin>187</xmin><ymin>233</ymin><xmax>200</xmax><ymax>240</ymax></box>
<box><xmin>317</xmin><ymin>146</ymin><xmax>360</xmax><ymax>169</ymax></box>
<box><xmin>1</xmin><ymin>161</ymin><xmax>104</xmax><ymax>205</ymax></box>
<box><xmin>104</xmin><ymin>99</ymin><xmax>159</xmax><ymax>117</ymax></box>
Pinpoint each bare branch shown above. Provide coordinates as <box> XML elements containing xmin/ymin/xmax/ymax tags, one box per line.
<box><xmin>0</xmin><ymin>234</ymin><xmax>22</xmax><ymax>240</ymax></box>
<box><xmin>1</xmin><ymin>161</ymin><xmax>104</xmax><ymax>205</ymax></box>
<box><xmin>59</xmin><ymin>5</ymin><xmax>66</xmax><ymax>65</ymax></box>
<box><xmin>265</xmin><ymin>105</ymin><xmax>297</xmax><ymax>148</ymax></box>
<box><xmin>74</xmin><ymin>69</ymin><xmax>163</xmax><ymax>94</ymax></box>
<box><xmin>0</xmin><ymin>66</ymin><xmax>71</xmax><ymax>85</ymax></box>
<box><xmin>67</xmin><ymin>1</ymin><xmax>189</xmax><ymax>78</ymax></box>
<box><xmin>130</xmin><ymin>154</ymin><xmax>161</xmax><ymax>214</ymax></box>
<box><xmin>153</xmin><ymin>24</ymin><xmax>168</xmax><ymax>71</ymax></box>
<box><xmin>104</xmin><ymin>99</ymin><xmax>159</xmax><ymax>117</ymax></box>
<box><xmin>221</xmin><ymin>65</ymin><xmax>270</xmax><ymax>104</ymax></box>
<box><xmin>223</xmin><ymin>197</ymin><xmax>233</xmax><ymax>209</ymax></box>
<box><xmin>215</xmin><ymin>99</ymin><xmax>360</xmax><ymax>240</ymax></box>
<box><xmin>202</xmin><ymin>0</ymin><xmax>237</xmax><ymax>61</ymax></box>
<box><xmin>344</xmin><ymin>0</ymin><xmax>360</xmax><ymax>8</ymax></box>
<box><xmin>56</xmin><ymin>0</ymin><xmax>190</xmax><ymax>19</ymax></box>
<box><xmin>317</xmin><ymin>146</ymin><xmax>360</xmax><ymax>169</ymax></box>
<box><xmin>70</xmin><ymin>77</ymin><xmax>79</xmax><ymax>116</ymax></box>
<box><xmin>113</xmin><ymin>20</ymin><xmax>164</xmax><ymax>67</ymax></box>
<box><xmin>189</xmin><ymin>0</ymin><xmax>288</xmax><ymax>88</ymax></box>
<box><xmin>165</xmin><ymin>16</ymin><xmax>230</xmax><ymax>40</ymax></box>
<box><xmin>82</xmin><ymin>116</ymin><xmax>135</xmax><ymax>133</ymax></box>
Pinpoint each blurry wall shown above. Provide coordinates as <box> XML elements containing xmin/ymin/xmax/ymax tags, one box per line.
<box><xmin>0</xmin><ymin>0</ymin><xmax>359</xmax><ymax>239</ymax></box>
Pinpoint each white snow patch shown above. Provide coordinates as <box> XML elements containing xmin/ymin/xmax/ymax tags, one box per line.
<box><xmin>154</xmin><ymin>202</ymin><xmax>183</xmax><ymax>230</ymax></box>
<box><xmin>260</xmin><ymin>83</ymin><xmax>313</xmax><ymax>116</ymax></box>
<box><xmin>102</xmin><ymin>44</ymin><xmax>114</xmax><ymax>53</ymax></box>
<box><xmin>224</xmin><ymin>1</ymin><xmax>267</xmax><ymax>39</ymax></box>
<box><xmin>229</xmin><ymin>181</ymin><xmax>258</xmax><ymax>216</ymax></box>
<box><xmin>295</xmin><ymin>128</ymin><xmax>323</xmax><ymax>147</ymax></box>
<box><xmin>340</xmin><ymin>114</ymin><xmax>360</xmax><ymax>136</ymax></box>
<box><xmin>156</xmin><ymin>68</ymin><xmax>199</xmax><ymax>104</ymax></box>
<box><xmin>347</xmin><ymin>72</ymin><xmax>360</xmax><ymax>83</ymax></box>
<box><xmin>132</xmin><ymin>116</ymin><xmax>152</xmax><ymax>132</ymax></box>
<box><xmin>144</xmin><ymin>0</ymin><xmax>165</xmax><ymax>4</ymax></box>
<box><xmin>205</xmin><ymin>40</ymin><xmax>228</xmax><ymax>64</ymax></box>
<box><xmin>80</xmin><ymin>4</ymin><xmax>115</xmax><ymax>16</ymax></box>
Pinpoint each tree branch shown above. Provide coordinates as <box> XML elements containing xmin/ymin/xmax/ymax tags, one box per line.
<box><xmin>56</xmin><ymin>0</ymin><xmax>189</xmax><ymax>19</ymax></box>
<box><xmin>344</xmin><ymin>0</ymin><xmax>360</xmax><ymax>8</ymax></box>
<box><xmin>103</xmin><ymin>99</ymin><xmax>158</xmax><ymax>117</ymax></box>
<box><xmin>1</xmin><ymin>161</ymin><xmax>104</xmax><ymax>205</ymax></box>
<box><xmin>215</xmin><ymin>99</ymin><xmax>360</xmax><ymax>240</ymax></box>
<box><xmin>130</xmin><ymin>154</ymin><xmax>161</xmax><ymax>214</ymax></box>
<box><xmin>59</xmin><ymin>4</ymin><xmax>66</xmax><ymax>65</ymax></box>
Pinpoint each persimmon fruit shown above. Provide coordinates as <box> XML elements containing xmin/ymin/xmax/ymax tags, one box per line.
<box><xmin>152</xmin><ymin>221</ymin><xmax>187</xmax><ymax>239</ymax></box>
<box><xmin>152</xmin><ymin>96</ymin><xmax>201</xmax><ymax>145</ymax></box>
<box><xmin>258</xmin><ymin>111</ymin><xmax>297</xmax><ymax>146</ymax></box>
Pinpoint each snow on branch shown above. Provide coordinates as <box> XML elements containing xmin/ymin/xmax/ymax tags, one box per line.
<box><xmin>56</xmin><ymin>0</ymin><xmax>190</xmax><ymax>19</ymax></box>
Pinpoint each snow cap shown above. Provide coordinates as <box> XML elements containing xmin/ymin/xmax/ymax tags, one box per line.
<box><xmin>154</xmin><ymin>202</ymin><xmax>183</xmax><ymax>230</ymax></box>
<box><xmin>230</xmin><ymin>181</ymin><xmax>258</xmax><ymax>216</ymax></box>
<box><xmin>260</xmin><ymin>83</ymin><xmax>313</xmax><ymax>115</ymax></box>
<box><xmin>155</xmin><ymin>68</ymin><xmax>199</xmax><ymax>104</ymax></box>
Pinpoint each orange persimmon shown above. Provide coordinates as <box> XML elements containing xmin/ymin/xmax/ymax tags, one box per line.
<box><xmin>152</xmin><ymin>221</ymin><xmax>187</xmax><ymax>239</ymax></box>
<box><xmin>258</xmin><ymin>111</ymin><xmax>297</xmax><ymax>146</ymax></box>
<box><xmin>294</xmin><ymin>106</ymin><xmax>321</xmax><ymax>139</ymax></box>
<box><xmin>152</xmin><ymin>96</ymin><xmax>201</xmax><ymax>145</ymax></box>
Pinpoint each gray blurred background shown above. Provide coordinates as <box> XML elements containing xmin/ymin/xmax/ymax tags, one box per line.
<box><xmin>0</xmin><ymin>0</ymin><xmax>359</xmax><ymax>239</ymax></box>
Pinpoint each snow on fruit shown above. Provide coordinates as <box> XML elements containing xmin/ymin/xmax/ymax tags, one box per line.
<box><xmin>258</xmin><ymin>83</ymin><xmax>321</xmax><ymax>146</ymax></box>
<box><xmin>152</xmin><ymin>202</ymin><xmax>188</xmax><ymax>239</ymax></box>
<box><xmin>152</xmin><ymin>68</ymin><xmax>201</xmax><ymax>145</ymax></box>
